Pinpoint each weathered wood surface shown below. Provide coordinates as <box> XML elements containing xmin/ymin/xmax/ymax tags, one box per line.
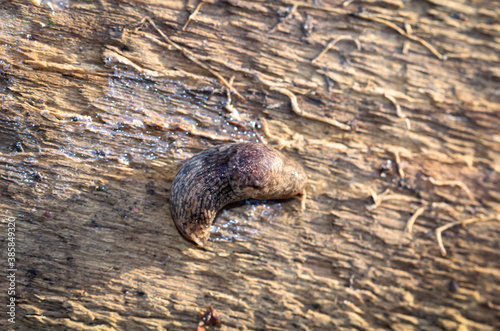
<box><xmin>1</xmin><ymin>0</ymin><xmax>499</xmax><ymax>330</ymax></box>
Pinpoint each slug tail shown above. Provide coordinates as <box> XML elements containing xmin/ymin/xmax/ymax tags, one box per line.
<box><xmin>170</xmin><ymin>145</ymin><xmax>239</xmax><ymax>246</ymax></box>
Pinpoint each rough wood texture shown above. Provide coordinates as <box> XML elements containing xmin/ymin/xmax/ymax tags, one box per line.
<box><xmin>1</xmin><ymin>0</ymin><xmax>499</xmax><ymax>330</ymax></box>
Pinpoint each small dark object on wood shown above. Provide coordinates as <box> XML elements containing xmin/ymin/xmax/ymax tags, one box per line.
<box><xmin>448</xmin><ymin>279</ymin><xmax>459</xmax><ymax>293</ymax></box>
<box><xmin>13</xmin><ymin>141</ymin><xmax>24</xmax><ymax>152</ymax></box>
<box><xmin>379</xmin><ymin>159</ymin><xmax>393</xmax><ymax>177</ymax></box>
<box><xmin>198</xmin><ymin>306</ymin><xmax>221</xmax><ymax>330</ymax></box>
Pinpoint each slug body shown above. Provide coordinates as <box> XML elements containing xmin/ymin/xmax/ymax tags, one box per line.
<box><xmin>170</xmin><ymin>143</ymin><xmax>307</xmax><ymax>246</ymax></box>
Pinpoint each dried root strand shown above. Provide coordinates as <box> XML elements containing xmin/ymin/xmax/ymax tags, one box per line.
<box><xmin>435</xmin><ymin>215</ymin><xmax>500</xmax><ymax>256</ymax></box>
<box><xmin>392</xmin><ymin>150</ymin><xmax>405</xmax><ymax>178</ymax></box>
<box><xmin>269</xmin><ymin>86</ymin><xmax>351</xmax><ymax>131</ymax></box>
<box><xmin>431</xmin><ymin>202</ymin><xmax>461</xmax><ymax>218</ymax></box>
<box><xmin>182</xmin><ymin>1</ymin><xmax>204</xmax><ymax>31</ymax></box>
<box><xmin>258</xmin><ymin>118</ymin><xmax>288</xmax><ymax>149</ymax></box>
<box><xmin>384</xmin><ymin>92</ymin><xmax>411</xmax><ymax>130</ymax></box>
<box><xmin>428</xmin><ymin>177</ymin><xmax>474</xmax><ymax>201</ymax></box>
<box><xmin>366</xmin><ymin>188</ymin><xmax>415</xmax><ymax>211</ymax></box>
<box><xmin>312</xmin><ymin>36</ymin><xmax>361</xmax><ymax>63</ymax></box>
<box><xmin>357</xmin><ymin>12</ymin><xmax>444</xmax><ymax>60</ymax></box>
<box><xmin>404</xmin><ymin>205</ymin><xmax>427</xmax><ymax>234</ymax></box>
<box><xmin>171</xmin><ymin>122</ymin><xmax>234</xmax><ymax>142</ymax></box>
<box><xmin>136</xmin><ymin>17</ymin><xmax>245</xmax><ymax>101</ymax></box>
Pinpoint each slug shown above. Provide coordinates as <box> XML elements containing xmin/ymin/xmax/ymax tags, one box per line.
<box><xmin>170</xmin><ymin>142</ymin><xmax>307</xmax><ymax>246</ymax></box>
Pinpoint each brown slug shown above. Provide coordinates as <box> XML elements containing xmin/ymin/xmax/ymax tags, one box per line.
<box><xmin>170</xmin><ymin>143</ymin><xmax>307</xmax><ymax>246</ymax></box>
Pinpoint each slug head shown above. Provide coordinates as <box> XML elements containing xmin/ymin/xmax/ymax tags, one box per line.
<box><xmin>227</xmin><ymin>143</ymin><xmax>307</xmax><ymax>200</ymax></box>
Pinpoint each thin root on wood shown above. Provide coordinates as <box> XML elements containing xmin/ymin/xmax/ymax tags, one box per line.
<box><xmin>367</xmin><ymin>187</ymin><xmax>382</xmax><ymax>210</ymax></box>
<box><xmin>384</xmin><ymin>92</ymin><xmax>411</xmax><ymax>130</ymax></box>
<box><xmin>269</xmin><ymin>86</ymin><xmax>351</xmax><ymax>131</ymax></box>
<box><xmin>135</xmin><ymin>17</ymin><xmax>245</xmax><ymax>101</ymax></box>
<box><xmin>366</xmin><ymin>188</ymin><xmax>416</xmax><ymax>211</ymax></box>
<box><xmin>357</xmin><ymin>13</ymin><xmax>444</xmax><ymax>60</ymax></box>
<box><xmin>392</xmin><ymin>150</ymin><xmax>405</xmax><ymax>178</ymax></box>
<box><xmin>182</xmin><ymin>1</ymin><xmax>204</xmax><ymax>31</ymax></box>
<box><xmin>431</xmin><ymin>202</ymin><xmax>461</xmax><ymax>218</ymax></box>
<box><xmin>436</xmin><ymin>215</ymin><xmax>500</xmax><ymax>256</ymax></box>
<box><xmin>172</xmin><ymin>122</ymin><xmax>234</xmax><ymax>142</ymax></box>
<box><xmin>384</xmin><ymin>93</ymin><xmax>401</xmax><ymax>117</ymax></box>
<box><xmin>258</xmin><ymin>118</ymin><xmax>287</xmax><ymax>149</ymax></box>
<box><xmin>428</xmin><ymin>177</ymin><xmax>474</xmax><ymax>201</ymax></box>
<box><xmin>312</xmin><ymin>36</ymin><xmax>361</xmax><ymax>63</ymax></box>
<box><xmin>404</xmin><ymin>205</ymin><xmax>427</xmax><ymax>234</ymax></box>
<box><xmin>224</xmin><ymin>75</ymin><xmax>239</xmax><ymax>118</ymax></box>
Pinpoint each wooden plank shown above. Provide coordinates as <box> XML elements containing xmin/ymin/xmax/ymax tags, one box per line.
<box><xmin>1</xmin><ymin>0</ymin><xmax>499</xmax><ymax>329</ymax></box>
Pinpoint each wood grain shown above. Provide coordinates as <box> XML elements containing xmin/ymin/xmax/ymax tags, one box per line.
<box><xmin>0</xmin><ymin>0</ymin><xmax>499</xmax><ymax>329</ymax></box>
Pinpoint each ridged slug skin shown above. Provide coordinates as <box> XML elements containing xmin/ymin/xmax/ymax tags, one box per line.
<box><xmin>170</xmin><ymin>143</ymin><xmax>307</xmax><ymax>246</ymax></box>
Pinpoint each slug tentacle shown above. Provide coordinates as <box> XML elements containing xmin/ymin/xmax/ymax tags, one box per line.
<box><xmin>170</xmin><ymin>143</ymin><xmax>307</xmax><ymax>246</ymax></box>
